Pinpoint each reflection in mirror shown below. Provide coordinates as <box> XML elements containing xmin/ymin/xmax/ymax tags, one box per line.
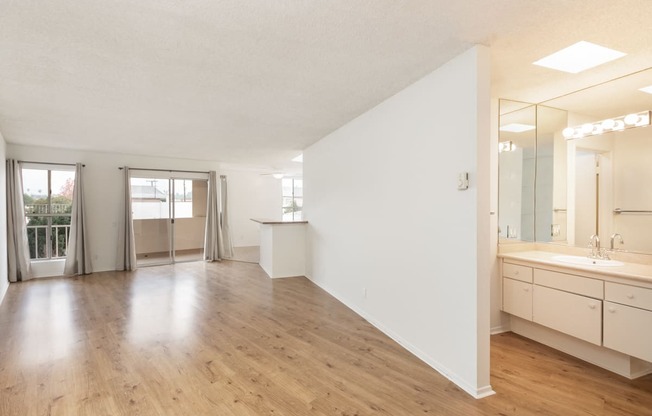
<box><xmin>535</xmin><ymin>106</ymin><xmax>568</xmax><ymax>243</ymax></box>
<box><xmin>498</xmin><ymin>100</ymin><xmax>536</xmax><ymax>243</ymax></box>
<box><xmin>537</xmin><ymin>67</ymin><xmax>652</xmax><ymax>254</ymax></box>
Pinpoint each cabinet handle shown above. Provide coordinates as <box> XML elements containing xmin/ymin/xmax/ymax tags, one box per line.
<box><xmin>588</xmin><ymin>304</ymin><xmax>597</xmax><ymax>310</ymax></box>
<box><xmin>608</xmin><ymin>307</ymin><xmax>616</xmax><ymax>313</ymax></box>
<box><xmin>514</xmin><ymin>271</ymin><xmax>520</xmax><ymax>276</ymax></box>
<box><xmin>627</xmin><ymin>294</ymin><xmax>634</xmax><ymax>299</ymax></box>
<box><xmin>523</xmin><ymin>287</ymin><xmax>529</xmax><ymax>292</ymax></box>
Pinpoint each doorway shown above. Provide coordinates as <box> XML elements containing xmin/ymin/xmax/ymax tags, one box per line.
<box><xmin>130</xmin><ymin>174</ymin><xmax>208</xmax><ymax>267</ymax></box>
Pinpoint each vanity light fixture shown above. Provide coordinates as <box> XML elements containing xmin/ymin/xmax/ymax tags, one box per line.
<box><xmin>562</xmin><ymin>110</ymin><xmax>651</xmax><ymax>140</ymax></box>
<box><xmin>533</xmin><ymin>41</ymin><xmax>626</xmax><ymax>73</ymax></box>
<box><xmin>499</xmin><ymin>123</ymin><xmax>535</xmax><ymax>133</ymax></box>
<box><xmin>498</xmin><ymin>141</ymin><xmax>515</xmax><ymax>152</ymax></box>
<box><xmin>639</xmin><ymin>85</ymin><xmax>652</xmax><ymax>94</ymax></box>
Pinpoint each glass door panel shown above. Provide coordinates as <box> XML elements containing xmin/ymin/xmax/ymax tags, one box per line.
<box><xmin>172</xmin><ymin>178</ymin><xmax>206</xmax><ymax>263</ymax></box>
<box><xmin>131</xmin><ymin>177</ymin><xmax>172</xmax><ymax>266</ymax></box>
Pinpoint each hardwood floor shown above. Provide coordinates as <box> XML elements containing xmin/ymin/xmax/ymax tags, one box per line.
<box><xmin>1</xmin><ymin>261</ymin><xmax>651</xmax><ymax>415</ymax></box>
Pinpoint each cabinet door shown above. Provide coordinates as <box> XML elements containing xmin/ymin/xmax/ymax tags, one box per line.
<box><xmin>503</xmin><ymin>278</ymin><xmax>532</xmax><ymax>321</ymax></box>
<box><xmin>604</xmin><ymin>301</ymin><xmax>652</xmax><ymax>363</ymax></box>
<box><xmin>533</xmin><ymin>285</ymin><xmax>602</xmax><ymax>345</ymax></box>
<box><xmin>503</xmin><ymin>263</ymin><xmax>533</xmax><ymax>283</ymax></box>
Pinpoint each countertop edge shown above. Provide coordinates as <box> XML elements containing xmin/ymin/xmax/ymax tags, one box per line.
<box><xmin>250</xmin><ymin>218</ymin><xmax>309</xmax><ymax>225</ymax></box>
<box><xmin>499</xmin><ymin>251</ymin><xmax>652</xmax><ymax>285</ymax></box>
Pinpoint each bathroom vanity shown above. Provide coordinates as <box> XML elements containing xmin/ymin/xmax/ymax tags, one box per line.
<box><xmin>499</xmin><ymin>250</ymin><xmax>652</xmax><ymax>379</ymax></box>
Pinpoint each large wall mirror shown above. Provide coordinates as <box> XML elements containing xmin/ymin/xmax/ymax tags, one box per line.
<box><xmin>499</xmin><ymin>68</ymin><xmax>652</xmax><ymax>254</ymax></box>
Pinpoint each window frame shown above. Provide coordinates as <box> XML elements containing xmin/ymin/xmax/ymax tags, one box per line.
<box><xmin>23</xmin><ymin>166</ymin><xmax>75</xmax><ymax>261</ymax></box>
<box><xmin>282</xmin><ymin>177</ymin><xmax>303</xmax><ymax>221</ymax></box>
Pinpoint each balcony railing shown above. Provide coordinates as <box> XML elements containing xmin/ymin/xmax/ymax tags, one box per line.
<box><xmin>26</xmin><ymin>224</ymin><xmax>71</xmax><ymax>260</ymax></box>
<box><xmin>25</xmin><ymin>203</ymin><xmax>72</xmax><ymax>215</ymax></box>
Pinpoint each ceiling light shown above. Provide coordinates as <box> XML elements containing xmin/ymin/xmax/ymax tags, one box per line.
<box><xmin>533</xmin><ymin>41</ymin><xmax>626</xmax><ymax>74</ymax></box>
<box><xmin>272</xmin><ymin>173</ymin><xmax>284</xmax><ymax>179</ymax></box>
<box><xmin>563</xmin><ymin>111</ymin><xmax>650</xmax><ymax>140</ymax></box>
<box><xmin>639</xmin><ymin>85</ymin><xmax>652</xmax><ymax>94</ymax></box>
<box><xmin>292</xmin><ymin>154</ymin><xmax>303</xmax><ymax>163</ymax></box>
<box><xmin>499</xmin><ymin>123</ymin><xmax>536</xmax><ymax>133</ymax></box>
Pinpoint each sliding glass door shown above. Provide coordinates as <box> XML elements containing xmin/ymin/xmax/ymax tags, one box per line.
<box><xmin>130</xmin><ymin>173</ymin><xmax>207</xmax><ymax>267</ymax></box>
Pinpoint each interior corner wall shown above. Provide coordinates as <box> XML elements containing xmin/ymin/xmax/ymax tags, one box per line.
<box><xmin>303</xmin><ymin>46</ymin><xmax>492</xmax><ymax>397</ymax></box>
<box><xmin>219</xmin><ymin>168</ymin><xmax>282</xmax><ymax>248</ymax></box>
<box><xmin>0</xmin><ymin>131</ymin><xmax>8</xmax><ymax>304</ymax></box>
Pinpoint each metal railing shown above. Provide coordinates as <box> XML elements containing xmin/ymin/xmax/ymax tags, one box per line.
<box><xmin>25</xmin><ymin>203</ymin><xmax>72</xmax><ymax>215</ymax></box>
<box><xmin>26</xmin><ymin>224</ymin><xmax>71</xmax><ymax>260</ymax></box>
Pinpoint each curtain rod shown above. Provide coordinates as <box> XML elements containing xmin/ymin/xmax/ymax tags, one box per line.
<box><xmin>118</xmin><ymin>166</ymin><xmax>210</xmax><ymax>175</ymax></box>
<box><xmin>19</xmin><ymin>160</ymin><xmax>85</xmax><ymax>167</ymax></box>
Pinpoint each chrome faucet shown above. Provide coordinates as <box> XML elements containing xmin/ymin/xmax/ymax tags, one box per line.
<box><xmin>588</xmin><ymin>234</ymin><xmax>602</xmax><ymax>259</ymax></box>
<box><xmin>610</xmin><ymin>233</ymin><xmax>624</xmax><ymax>251</ymax></box>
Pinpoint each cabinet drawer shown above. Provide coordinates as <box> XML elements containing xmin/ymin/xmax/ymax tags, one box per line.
<box><xmin>605</xmin><ymin>282</ymin><xmax>652</xmax><ymax>311</ymax></box>
<box><xmin>503</xmin><ymin>278</ymin><xmax>532</xmax><ymax>321</ymax></box>
<box><xmin>503</xmin><ymin>262</ymin><xmax>533</xmax><ymax>283</ymax></box>
<box><xmin>534</xmin><ymin>268</ymin><xmax>603</xmax><ymax>299</ymax></box>
<box><xmin>604</xmin><ymin>301</ymin><xmax>652</xmax><ymax>362</ymax></box>
<box><xmin>533</xmin><ymin>285</ymin><xmax>602</xmax><ymax>345</ymax></box>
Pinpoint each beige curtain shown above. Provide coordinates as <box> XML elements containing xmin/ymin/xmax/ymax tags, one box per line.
<box><xmin>118</xmin><ymin>167</ymin><xmax>137</xmax><ymax>270</ymax></box>
<box><xmin>64</xmin><ymin>163</ymin><xmax>92</xmax><ymax>275</ymax></box>
<box><xmin>219</xmin><ymin>175</ymin><xmax>234</xmax><ymax>259</ymax></box>
<box><xmin>204</xmin><ymin>172</ymin><xmax>233</xmax><ymax>261</ymax></box>
<box><xmin>6</xmin><ymin>159</ymin><xmax>31</xmax><ymax>282</ymax></box>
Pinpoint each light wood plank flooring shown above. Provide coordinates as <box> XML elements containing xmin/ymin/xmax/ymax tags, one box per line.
<box><xmin>0</xmin><ymin>261</ymin><xmax>651</xmax><ymax>415</ymax></box>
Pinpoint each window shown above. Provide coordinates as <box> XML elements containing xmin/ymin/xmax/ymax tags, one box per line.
<box><xmin>130</xmin><ymin>178</ymin><xmax>202</xmax><ymax>220</ymax></box>
<box><xmin>22</xmin><ymin>167</ymin><xmax>76</xmax><ymax>260</ymax></box>
<box><xmin>282</xmin><ymin>178</ymin><xmax>303</xmax><ymax>221</ymax></box>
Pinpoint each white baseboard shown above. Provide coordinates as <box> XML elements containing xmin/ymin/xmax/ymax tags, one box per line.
<box><xmin>490</xmin><ymin>325</ymin><xmax>510</xmax><ymax>335</ymax></box>
<box><xmin>305</xmin><ymin>276</ymin><xmax>494</xmax><ymax>399</ymax></box>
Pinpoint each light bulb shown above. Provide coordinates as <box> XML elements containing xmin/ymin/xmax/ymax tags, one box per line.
<box><xmin>601</xmin><ymin>119</ymin><xmax>615</xmax><ymax>130</ymax></box>
<box><xmin>624</xmin><ymin>113</ymin><xmax>639</xmax><ymax>125</ymax></box>
<box><xmin>582</xmin><ymin>123</ymin><xmax>594</xmax><ymax>134</ymax></box>
<box><xmin>562</xmin><ymin>127</ymin><xmax>574</xmax><ymax>139</ymax></box>
<box><xmin>592</xmin><ymin>124</ymin><xmax>604</xmax><ymax>135</ymax></box>
<box><xmin>614</xmin><ymin>120</ymin><xmax>625</xmax><ymax>130</ymax></box>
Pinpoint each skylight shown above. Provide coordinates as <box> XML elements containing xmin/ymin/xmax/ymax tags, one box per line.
<box><xmin>639</xmin><ymin>85</ymin><xmax>652</xmax><ymax>94</ymax></box>
<box><xmin>499</xmin><ymin>123</ymin><xmax>536</xmax><ymax>133</ymax></box>
<box><xmin>533</xmin><ymin>41</ymin><xmax>626</xmax><ymax>74</ymax></box>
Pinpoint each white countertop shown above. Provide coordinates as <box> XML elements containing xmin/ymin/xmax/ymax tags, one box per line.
<box><xmin>499</xmin><ymin>250</ymin><xmax>652</xmax><ymax>285</ymax></box>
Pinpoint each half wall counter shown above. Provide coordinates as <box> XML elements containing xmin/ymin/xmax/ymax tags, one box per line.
<box><xmin>251</xmin><ymin>218</ymin><xmax>308</xmax><ymax>278</ymax></box>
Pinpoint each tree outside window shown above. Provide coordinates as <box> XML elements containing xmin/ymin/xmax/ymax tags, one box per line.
<box><xmin>282</xmin><ymin>178</ymin><xmax>303</xmax><ymax>221</ymax></box>
<box><xmin>23</xmin><ymin>168</ymin><xmax>75</xmax><ymax>260</ymax></box>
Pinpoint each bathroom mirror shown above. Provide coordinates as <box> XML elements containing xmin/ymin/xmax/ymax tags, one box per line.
<box><xmin>536</xmin><ymin>67</ymin><xmax>652</xmax><ymax>254</ymax></box>
<box><xmin>498</xmin><ymin>100</ymin><xmax>537</xmax><ymax>243</ymax></box>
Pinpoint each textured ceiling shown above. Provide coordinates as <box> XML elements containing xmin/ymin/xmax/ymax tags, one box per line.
<box><xmin>1</xmin><ymin>1</ymin><xmax>652</xmax><ymax>172</ymax></box>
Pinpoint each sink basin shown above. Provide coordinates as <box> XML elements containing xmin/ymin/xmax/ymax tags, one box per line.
<box><xmin>552</xmin><ymin>255</ymin><xmax>624</xmax><ymax>267</ymax></box>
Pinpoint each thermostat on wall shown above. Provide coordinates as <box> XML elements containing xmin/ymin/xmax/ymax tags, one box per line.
<box><xmin>458</xmin><ymin>172</ymin><xmax>469</xmax><ymax>190</ymax></box>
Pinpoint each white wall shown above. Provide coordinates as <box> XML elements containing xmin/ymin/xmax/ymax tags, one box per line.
<box><xmin>0</xmin><ymin>132</ymin><xmax>8</xmax><ymax>305</ymax></box>
<box><xmin>7</xmin><ymin>144</ymin><xmax>281</xmax><ymax>272</ymax></box>
<box><xmin>222</xmin><ymin>168</ymin><xmax>282</xmax><ymax>247</ymax></box>
<box><xmin>304</xmin><ymin>46</ymin><xmax>492</xmax><ymax>398</ymax></box>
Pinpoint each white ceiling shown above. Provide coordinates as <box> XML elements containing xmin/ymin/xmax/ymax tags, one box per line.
<box><xmin>2</xmin><ymin>1</ymin><xmax>652</xmax><ymax>172</ymax></box>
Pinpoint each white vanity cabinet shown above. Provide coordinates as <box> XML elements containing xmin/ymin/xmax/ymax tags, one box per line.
<box><xmin>499</xmin><ymin>253</ymin><xmax>652</xmax><ymax>379</ymax></box>
<box><xmin>532</xmin><ymin>269</ymin><xmax>603</xmax><ymax>345</ymax></box>
<box><xmin>603</xmin><ymin>282</ymin><xmax>652</xmax><ymax>363</ymax></box>
<box><xmin>502</xmin><ymin>263</ymin><xmax>533</xmax><ymax>321</ymax></box>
